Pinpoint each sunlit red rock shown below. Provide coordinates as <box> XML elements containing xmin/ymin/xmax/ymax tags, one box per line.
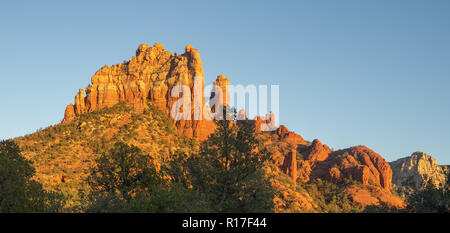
<box><xmin>254</xmin><ymin>112</ymin><xmax>277</xmax><ymax>132</ymax></box>
<box><xmin>311</xmin><ymin>145</ymin><xmax>393</xmax><ymax>190</ymax></box>
<box><xmin>299</xmin><ymin>139</ymin><xmax>331</xmax><ymax>164</ymax></box>
<box><xmin>63</xmin><ymin>43</ymin><xmax>215</xmax><ymax>140</ymax></box>
<box><xmin>63</xmin><ymin>104</ymin><xmax>75</xmax><ymax>123</ymax></box>
<box><xmin>274</xmin><ymin>125</ymin><xmax>306</xmax><ymax>145</ymax></box>
<box><xmin>210</xmin><ymin>74</ymin><xmax>230</xmax><ymax>110</ymax></box>
<box><xmin>283</xmin><ymin>149</ymin><xmax>298</xmax><ymax>183</ymax></box>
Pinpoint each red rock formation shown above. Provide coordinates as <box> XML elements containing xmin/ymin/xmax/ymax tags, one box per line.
<box><xmin>62</xmin><ymin>43</ymin><xmax>215</xmax><ymax>140</ymax></box>
<box><xmin>311</xmin><ymin>146</ymin><xmax>393</xmax><ymax>190</ymax></box>
<box><xmin>275</xmin><ymin>125</ymin><xmax>290</xmax><ymax>137</ymax></box>
<box><xmin>283</xmin><ymin>149</ymin><xmax>298</xmax><ymax>183</ymax></box>
<box><xmin>269</xmin><ymin>125</ymin><xmax>395</xmax><ymax>193</ymax></box>
<box><xmin>254</xmin><ymin>112</ymin><xmax>277</xmax><ymax>132</ymax></box>
<box><xmin>274</xmin><ymin>125</ymin><xmax>306</xmax><ymax>145</ymax></box>
<box><xmin>254</xmin><ymin>116</ymin><xmax>266</xmax><ymax>132</ymax></box>
<box><xmin>63</xmin><ymin>104</ymin><xmax>75</xmax><ymax>123</ymax></box>
<box><xmin>210</xmin><ymin>74</ymin><xmax>230</xmax><ymax>111</ymax></box>
<box><xmin>298</xmin><ymin>139</ymin><xmax>331</xmax><ymax>164</ymax></box>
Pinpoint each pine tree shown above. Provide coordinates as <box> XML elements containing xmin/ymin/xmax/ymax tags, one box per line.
<box><xmin>185</xmin><ymin>106</ymin><xmax>274</xmax><ymax>212</ymax></box>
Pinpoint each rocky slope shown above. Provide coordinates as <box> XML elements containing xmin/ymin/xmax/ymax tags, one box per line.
<box><xmin>16</xmin><ymin>103</ymin><xmax>200</xmax><ymax>207</ymax></box>
<box><xmin>390</xmin><ymin>152</ymin><xmax>449</xmax><ymax>194</ymax></box>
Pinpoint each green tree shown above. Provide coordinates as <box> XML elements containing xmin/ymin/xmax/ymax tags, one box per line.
<box><xmin>86</xmin><ymin>142</ymin><xmax>208</xmax><ymax>213</ymax></box>
<box><xmin>88</xmin><ymin>142</ymin><xmax>162</xmax><ymax>202</ymax></box>
<box><xmin>179</xmin><ymin>107</ymin><xmax>274</xmax><ymax>212</ymax></box>
<box><xmin>364</xmin><ymin>174</ymin><xmax>450</xmax><ymax>213</ymax></box>
<box><xmin>0</xmin><ymin>140</ymin><xmax>63</xmax><ymax>212</ymax></box>
<box><xmin>122</xmin><ymin>184</ymin><xmax>211</xmax><ymax>213</ymax></box>
<box><xmin>405</xmin><ymin>174</ymin><xmax>450</xmax><ymax>213</ymax></box>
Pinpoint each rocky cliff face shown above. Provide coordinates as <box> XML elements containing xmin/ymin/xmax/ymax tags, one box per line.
<box><xmin>270</xmin><ymin>126</ymin><xmax>393</xmax><ymax>191</ymax></box>
<box><xmin>307</xmin><ymin>145</ymin><xmax>393</xmax><ymax>190</ymax></box>
<box><xmin>390</xmin><ymin>152</ymin><xmax>449</xmax><ymax>191</ymax></box>
<box><xmin>266</xmin><ymin>125</ymin><xmax>394</xmax><ymax>191</ymax></box>
<box><xmin>63</xmin><ymin>43</ymin><xmax>216</xmax><ymax>140</ymax></box>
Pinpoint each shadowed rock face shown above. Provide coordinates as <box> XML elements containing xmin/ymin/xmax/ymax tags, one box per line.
<box><xmin>390</xmin><ymin>152</ymin><xmax>449</xmax><ymax>190</ymax></box>
<box><xmin>63</xmin><ymin>43</ymin><xmax>215</xmax><ymax>140</ymax></box>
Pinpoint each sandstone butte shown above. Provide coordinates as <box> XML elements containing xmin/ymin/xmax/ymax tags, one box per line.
<box><xmin>62</xmin><ymin>43</ymin><xmax>404</xmax><ymax>208</ymax></box>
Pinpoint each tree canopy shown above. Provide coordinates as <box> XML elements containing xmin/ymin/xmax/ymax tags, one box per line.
<box><xmin>0</xmin><ymin>140</ymin><xmax>62</xmax><ymax>212</ymax></box>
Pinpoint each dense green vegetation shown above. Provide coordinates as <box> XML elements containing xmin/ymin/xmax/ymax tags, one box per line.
<box><xmin>0</xmin><ymin>140</ymin><xmax>63</xmax><ymax>212</ymax></box>
<box><xmin>82</xmin><ymin>142</ymin><xmax>207</xmax><ymax>213</ymax></box>
<box><xmin>300</xmin><ymin>178</ymin><xmax>363</xmax><ymax>213</ymax></box>
<box><xmin>80</xmin><ymin>107</ymin><xmax>274</xmax><ymax>213</ymax></box>
<box><xmin>364</xmin><ymin>175</ymin><xmax>450</xmax><ymax>213</ymax></box>
<box><xmin>88</xmin><ymin>142</ymin><xmax>163</xmax><ymax>201</ymax></box>
<box><xmin>404</xmin><ymin>175</ymin><xmax>450</xmax><ymax>213</ymax></box>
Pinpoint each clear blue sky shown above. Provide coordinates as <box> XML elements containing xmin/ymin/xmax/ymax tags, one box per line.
<box><xmin>1</xmin><ymin>0</ymin><xmax>449</xmax><ymax>164</ymax></box>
